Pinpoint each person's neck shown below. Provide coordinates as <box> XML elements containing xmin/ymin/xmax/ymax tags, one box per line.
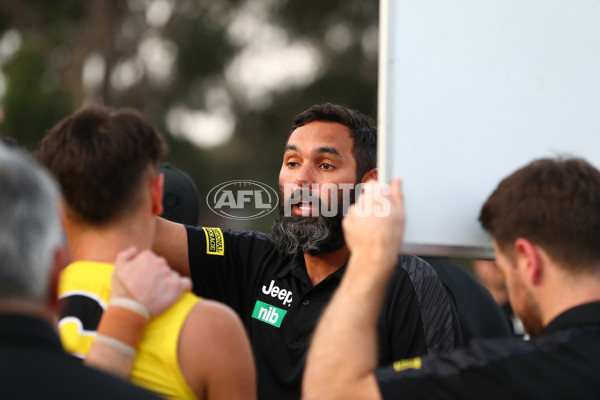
<box><xmin>66</xmin><ymin>217</ymin><xmax>154</xmax><ymax>264</ymax></box>
<box><xmin>539</xmin><ymin>268</ymin><xmax>600</xmax><ymax>327</ymax></box>
<box><xmin>488</xmin><ymin>286</ymin><xmax>509</xmax><ymax>306</ymax></box>
<box><xmin>304</xmin><ymin>246</ymin><xmax>350</xmax><ymax>287</ymax></box>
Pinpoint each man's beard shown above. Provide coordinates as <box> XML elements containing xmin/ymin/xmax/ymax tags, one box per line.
<box><xmin>513</xmin><ymin>281</ymin><xmax>544</xmax><ymax>338</ymax></box>
<box><xmin>271</xmin><ymin>185</ymin><xmax>355</xmax><ymax>256</ymax></box>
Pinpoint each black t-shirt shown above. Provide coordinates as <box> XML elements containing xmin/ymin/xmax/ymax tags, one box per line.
<box><xmin>376</xmin><ymin>301</ymin><xmax>600</xmax><ymax>399</ymax></box>
<box><xmin>187</xmin><ymin>226</ymin><xmax>458</xmax><ymax>400</ymax></box>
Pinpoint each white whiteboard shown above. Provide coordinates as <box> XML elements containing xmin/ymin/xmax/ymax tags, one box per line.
<box><xmin>378</xmin><ymin>0</ymin><xmax>600</xmax><ymax>258</ymax></box>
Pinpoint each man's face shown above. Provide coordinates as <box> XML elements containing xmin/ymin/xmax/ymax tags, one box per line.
<box><xmin>279</xmin><ymin>121</ymin><xmax>357</xmax><ymax>213</ymax></box>
<box><xmin>493</xmin><ymin>240</ymin><xmax>544</xmax><ymax>337</ymax></box>
<box><xmin>272</xmin><ymin>121</ymin><xmax>358</xmax><ymax>255</ymax></box>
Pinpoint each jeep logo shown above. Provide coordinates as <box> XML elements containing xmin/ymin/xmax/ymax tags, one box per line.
<box><xmin>206</xmin><ymin>180</ymin><xmax>279</xmax><ymax>220</ymax></box>
<box><xmin>262</xmin><ymin>280</ymin><xmax>293</xmax><ymax>306</ymax></box>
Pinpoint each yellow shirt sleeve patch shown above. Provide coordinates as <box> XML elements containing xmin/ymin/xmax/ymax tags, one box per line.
<box><xmin>392</xmin><ymin>357</ymin><xmax>422</xmax><ymax>372</ymax></box>
<box><xmin>202</xmin><ymin>227</ymin><xmax>225</xmax><ymax>256</ymax></box>
<box><xmin>58</xmin><ymin>318</ymin><xmax>95</xmax><ymax>357</ymax></box>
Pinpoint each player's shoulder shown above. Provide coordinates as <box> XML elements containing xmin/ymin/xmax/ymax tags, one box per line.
<box><xmin>390</xmin><ymin>254</ymin><xmax>450</xmax><ymax>300</ymax></box>
<box><xmin>395</xmin><ymin>255</ymin><xmax>439</xmax><ymax>280</ymax></box>
<box><xmin>226</xmin><ymin>229</ymin><xmax>274</xmax><ymax>244</ymax></box>
<box><xmin>179</xmin><ymin>299</ymin><xmax>248</xmax><ymax>367</ymax></box>
<box><xmin>185</xmin><ymin>298</ymin><xmax>244</xmax><ymax>336</ymax></box>
<box><xmin>189</xmin><ymin>226</ymin><xmax>274</xmax><ymax>245</ymax></box>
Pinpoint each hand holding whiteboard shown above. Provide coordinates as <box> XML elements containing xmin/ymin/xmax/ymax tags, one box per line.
<box><xmin>378</xmin><ymin>0</ymin><xmax>600</xmax><ymax>258</ymax></box>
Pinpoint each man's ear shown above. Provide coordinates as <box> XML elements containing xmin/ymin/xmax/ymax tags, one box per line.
<box><xmin>360</xmin><ymin>168</ymin><xmax>377</xmax><ymax>183</ymax></box>
<box><xmin>151</xmin><ymin>173</ymin><xmax>164</xmax><ymax>216</ymax></box>
<box><xmin>514</xmin><ymin>238</ymin><xmax>543</xmax><ymax>285</ymax></box>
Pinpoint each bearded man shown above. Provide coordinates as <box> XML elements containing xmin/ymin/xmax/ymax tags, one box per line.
<box><xmin>153</xmin><ymin>103</ymin><xmax>459</xmax><ymax>400</ymax></box>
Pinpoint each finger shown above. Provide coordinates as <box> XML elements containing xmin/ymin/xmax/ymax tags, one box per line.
<box><xmin>155</xmin><ymin>256</ymin><xmax>168</xmax><ymax>269</ymax></box>
<box><xmin>356</xmin><ymin>180</ymin><xmax>376</xmax><ymax>208</ymax></box>
<box><xmin>115</xmin><ymin>246</ymin><xmax>138</xmax><ymax>265</ymax></box>
<box><xmin>179</xmin><ymin>276</ymin><xmax>192</xmax><ymax>293</ymax></box>
<box><xmin>136</xmin><ymin>248</ymin><xmax>154</xmax><ymax>261</ymax></box>
<box><xmin>345</xmin><ymin>202</ymin><xmax>355</xmax><ymax>217</ymax></box>
<box><xmin>389</xmin><ymin>178</ymin><xmax>403</xmax><ymax>209</ymax></box>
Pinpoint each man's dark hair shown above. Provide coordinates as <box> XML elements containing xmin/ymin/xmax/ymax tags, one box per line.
<box><xmin>290</xmin><ymin>103</ymin><xmax>377</xmax><ymax>180</ymax></box>
<box><xmin>37</xmin><ymin>106</ymin><xmax>167</xmax><ymax>226</ymax></box>
<box><xmin>479</xmin><ymin>157</ymin><xmax>600</xmax><ymax>271</ymax></box>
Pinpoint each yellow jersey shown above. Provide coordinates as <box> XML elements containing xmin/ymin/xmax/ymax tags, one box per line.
<box><xmin>58</xmin><ymin>261</ymin><xmax>200</xmax><ymax>400</ymax></box>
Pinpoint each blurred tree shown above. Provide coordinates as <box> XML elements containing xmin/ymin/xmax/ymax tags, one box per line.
<box><xmin>0</xmin><ymin>0</ymin><xmax>379</xmax><ymax>232</ymax></box>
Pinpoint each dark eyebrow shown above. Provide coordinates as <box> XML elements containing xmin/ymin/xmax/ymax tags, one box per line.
<box><xmin>314</xmin><ymin>146</ymin><xmax>342</xmax><ymax>160</ymax></box>
<box><xmin>284</xmin><ymin>144</ymin><xmax>343</xmax><ymax>160</ymax></box>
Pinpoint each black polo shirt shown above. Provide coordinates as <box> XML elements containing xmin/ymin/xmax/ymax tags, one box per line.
<box><xmin>376</xmin><ymin>301</ymin><xmax>600</xmax><ymax>399</ymax></box>
<box><xmin>187</xmin><ymin>227</ymin><xmax>457</xmax><ymax>400</ymax></box>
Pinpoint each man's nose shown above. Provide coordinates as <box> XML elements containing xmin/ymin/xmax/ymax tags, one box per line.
<box><xmin>295</xmin><ymin>164</ymin><xmax>316</xmax><ymax>186</ymax></box>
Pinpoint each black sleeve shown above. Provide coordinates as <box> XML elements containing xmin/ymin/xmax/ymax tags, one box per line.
<box><xmin>375</xmin><ymin>338</ymin><xmax>527</xmax><ymax>400</ymax></box>
<box><xmin>186</xmin><ymin>226</ymin><xmax>275</xmax><ymax>314</ymax></box>
<box><xmin>378</xmin><ymin>262</ymin><xmax>429</xmax><ymax>364</ymax></box>
<box><xmin>394</xmin><ymin>256</ymin><xmax>459</xmax><ymax>354</ymax></box>
<box><xmin>376</xmin><ymin>328</ymin><xmax>600</xmax><ymax>400</ymax></box>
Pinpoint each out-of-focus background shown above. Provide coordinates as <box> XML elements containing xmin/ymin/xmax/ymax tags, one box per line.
<box><xmin>0</xmin><ymin>1</ymin><xmax>524</xmax><ymax>331</ymax></box>
<box><xmin>0</xmin><ymin>0</ymin><xmax>379</xmax><ymax>232</ymax></box>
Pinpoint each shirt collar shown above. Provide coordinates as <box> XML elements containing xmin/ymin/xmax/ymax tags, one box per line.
<box><xmin>276</xmin><ymin>252</ymin><xmax>304</xmax><ymax>279</ymax></box>
<box><xmin>275</xmin><ymin>252</ymin><xmax>348</xmax><ymax>283</ymax></box>
<box><xmin>541</xmin><ymin>301</ymin><xmax>600</xmax><ymax>336</ymax></box>
<box><xmin>331</xmin><ymin>262</ymin><xmax>347</xmax><ymax>279</ymax></box>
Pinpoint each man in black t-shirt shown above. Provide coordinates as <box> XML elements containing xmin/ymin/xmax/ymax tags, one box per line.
<box><xmin>304</xmin><ymin>157</ymin><xmax>600</xmax><ymax>400</ymax></box>
<box><xmin>154</xmin><ymin>103</ymin><xmax>459</xmax><ymax>399</ymax></box>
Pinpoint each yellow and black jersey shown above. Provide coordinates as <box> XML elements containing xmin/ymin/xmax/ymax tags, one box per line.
<box><xmin>58</xmin><ymin>261</ymin><xmax>200</xmax><ymax>400</ymax></box>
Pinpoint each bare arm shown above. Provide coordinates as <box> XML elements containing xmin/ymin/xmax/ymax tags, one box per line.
<box><xmin>303</xmin><ymin>180</ymin><xmax>405</xmax><ymax>400</ymax></box>
<box><xmin>85</xmin><ymin>247</ymin><xmax>191</xmax><ymax>378</ymax></box>
<box><xmin>153</xmin><ymin>216</ymin><xmax>190</xmax><ymax>277</ymax></box>
<box><xmin>179</xmin><ymin>300</ymin><xmax>257</xmax><ymax>400</ymax></box>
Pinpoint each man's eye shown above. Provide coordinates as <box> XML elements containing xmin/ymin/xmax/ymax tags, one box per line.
<box><xmin>321</xmin><ymin>163</ymin><xmax>334</xmax><ymax>170</ymax></box>
<box><xmin>287</xmin><ymin>161</ymin><xmax>299</xmax><ymax>168</ymax></box>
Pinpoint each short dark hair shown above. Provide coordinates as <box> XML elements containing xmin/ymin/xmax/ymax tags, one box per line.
<box><xmin>479</xmin><ymin>157</ymin><xmax>600</xmax><ymax>271</ymax></box>
<box><xmin>290</xmin><ymin>103</ymin><xmax>377</xmax><ymax>181</ymax></box>
<box><xmin>37</xmin><ymin>106</ymin><xmax>167</xmax><ymax>226</ymax></box>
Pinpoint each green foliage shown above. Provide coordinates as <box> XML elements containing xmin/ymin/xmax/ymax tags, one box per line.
<box><xmin>2</xmin><ymin>45</ymin><xmax>72</xmax><ymax>149</ymax></box>
<box><xmin>0</xmin><ymin>0</ymin><xmax>379</xmax><ymax>232</ymax></box>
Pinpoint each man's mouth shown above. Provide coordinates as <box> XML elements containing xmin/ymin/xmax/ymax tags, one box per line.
<box><xmin>293</xmin><ymin>199</ymin><xmax>316</xmax><ymax>216</ymax></box>
<box><xmin>284</xmin><ymin>186</ymin><xmax>322</xmax><ymax>217</ymax></box>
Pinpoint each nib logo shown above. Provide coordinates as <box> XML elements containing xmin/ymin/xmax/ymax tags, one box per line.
<box><xmin>252</xmin><ymin>300</ymin><xmax>287</xmax><ymax>328</ymax></box>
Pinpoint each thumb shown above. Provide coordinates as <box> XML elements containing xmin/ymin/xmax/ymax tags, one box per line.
<box><xmin>389</xmin><ymin>179</ymin><xmax>403</xmax><ymax>209</ymax></box>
